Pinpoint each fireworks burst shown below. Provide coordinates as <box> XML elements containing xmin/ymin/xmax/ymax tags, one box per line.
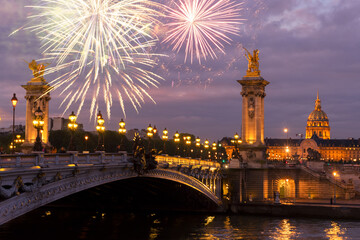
<box><xmin>14</xmin><ymin>0</ymin><xmax>165</xmax><ymax>119</ymax></box>
<box><xmin>163</xmin><ymin>0</ymin><xmax>244</xmax><ymax>64</ymax></box>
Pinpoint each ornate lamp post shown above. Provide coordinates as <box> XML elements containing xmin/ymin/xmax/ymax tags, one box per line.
<box><xmin>204</xmin><ymin>139</ymin><xmax>209</xmax><ymax>160</ymax></box>
<box><xmin>33</xmin><ymin>107</ymin><xmax>44</xmax><ymax>152</ymax></box>
<box><xmin>147</xmin><ymin>124</ymin><xmax>154</xmax><ymax>152</ymax></box>
<box><xmin>9</xmin><ymin>143</ymin><xmax>15</xmax><ymax>152</ymax></box>
<box><xmin>11</xmin><ymin>93</ymin><xmax>18</xmax><ymax>154</ymax></box>
<box><xmin>231</xmin><ymin>132</ymin><xmax>242</xmax><ymax>159</ymax></box>
<box><xmin>84</xmin><ymin>135</ymin><xmax>89</xmax><ymax>151</ymax></box>
<box><xmin>14</xmin><ymin>135</ymin><xmax>24</xmax><ymax>143</ymax></box>
<box><xmin>153</xmin><ymin>125</ymin><xmax>157</xmax><ymax>149</ymax></box>
<box><xmin>174</xmin><ymin>131</ymin><xmax>180</xmax><ymax>155</ymax></box>
<box><xmin>12</xmin><ymin>134</ymin><xmax>25</xmax><ymax>152</ymax></box>
<box><xmin>96</xmin><ymin>111</ymin><xmax>105</xmax><ymax>151</ymax></box>
<box><xmin>185</xmin><ymin>136</ymin><xmax>191</xmax><ymax>157</ymax></box>
<box><xmin>118</xmin><ymin>118</ymin><xmax>126</xmax><ymax>151</ymax></box>
<box><xmin>67</xmin><ymin>111</ymin><xmax>78</xmax><ymax>151</ymax></box>
<box><xmin>284</xmin><ymin>128</ymin><xmax>289</xmax><ymax>159</ymax></box>
<box><xmin>212</xmin><ymin>141</ymin><xmax>217</xmax><ymax>161</ymax></box>
<box><xmin>195</xmin><ymin>137</ymin><xmax>201</xmax><ymax>159</ymax></box>
<box><xmin>162</xmin><ymin>128</ymin><xmax>168</xmax><ymax>154</ymax></box>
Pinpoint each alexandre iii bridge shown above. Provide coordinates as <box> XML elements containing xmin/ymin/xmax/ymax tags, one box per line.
<box><xmin>0</xmin><ymin>152</ymin><xmax>222</xmax><ymax>225</ymax></box>
<box><xmin>2</xmin><ymin>51</ymin><xmax>358</xmax><ymax>225</ymax></box>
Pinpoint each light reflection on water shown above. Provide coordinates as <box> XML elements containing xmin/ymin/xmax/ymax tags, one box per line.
<box><xmin>325</xmin><ymin>222</ymin><xmax>348</xmax><ymax>240</ymax></box>
<box><xmin>1</xmin><ymin>208</ymin><xmax>360</xmax><ymax>240</ymax></box>
<box><xmin>270</xmin><ymin>219</ymin><xmax>298</xmax><ymax>240</ymax></box>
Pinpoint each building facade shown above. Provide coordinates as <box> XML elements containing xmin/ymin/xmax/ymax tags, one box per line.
<box><xmin>266</xmin><ymin>93</ymin><xmax>360</xmax><ymax>162</ymax></box>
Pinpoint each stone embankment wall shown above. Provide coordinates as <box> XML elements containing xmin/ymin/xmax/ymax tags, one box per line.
<box><xmin>230</xmin><ymin>203</ymin><xmax>360</xmax><ymax>220</ymax></box>
<box><xmin>225</xmin><ymin>167</ymin><xmax>356</xmax><ymax>203</ymax></box>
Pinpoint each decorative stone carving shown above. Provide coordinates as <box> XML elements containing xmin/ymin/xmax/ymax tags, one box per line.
<box><xmin>246</xmin><ymin>150</ymin><xmax>256</xmax><ymax>160</ymax></box>
<box><xmin>248</xmin><ymin>97</ymin><xmax>255</xmax><ymax>118</ymax></box>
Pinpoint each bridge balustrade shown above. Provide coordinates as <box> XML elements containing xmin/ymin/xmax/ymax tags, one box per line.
<box><xmin>156</xmin><ymin>155</ymin><xmax>220</xmax><ymax>168</ymax></box>
<box><xmin>0</xmin><ymin>152</ymin><xmax>128</xmax><ymax>168</ymax></box>
<box><xmin>0</xmin><ymin>153</ymin><xmax>220</xmax><ymax>169</ymax></box>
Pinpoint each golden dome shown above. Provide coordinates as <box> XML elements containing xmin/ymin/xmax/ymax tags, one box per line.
<box><xmin>308</xmin><ymin>109</ymin><xmax>328</xmax><ymax>121</ymax></box>
<box><xmin>307</xmin><ymin>91</ymin><xmax>328</xmax><ymax>121</ymax></box>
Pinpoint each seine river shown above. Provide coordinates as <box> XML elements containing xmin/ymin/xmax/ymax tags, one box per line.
<box><xmin>1</xmin><ymin>207</ymin><xmax>360</xmax><ymax>240</ymax></box>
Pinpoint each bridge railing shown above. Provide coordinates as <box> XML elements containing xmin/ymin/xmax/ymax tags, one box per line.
<box><xmin>0</xmin><ymin>152</ymin><xmax>220</xmax><ymax>169</ymax></box>
<box><xmin>0</xmin><ymin>152</ymin><xmax>128</xmax><ymax>168</ymax></box>
<box><xmin>156</xmin><ymin>155</ymin><xmax>220</xmax><ymax>168</ymax></box>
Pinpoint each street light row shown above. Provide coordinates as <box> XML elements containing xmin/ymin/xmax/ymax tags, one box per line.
<box><xmin>10</xmin><ymin>98</ymin><xmax>243</xmax><ymax>154</ymax></box>
<box><xmin>9</xmin><ymin>90</ymin><xmax>243</xmax><ymax>152</ymax></box>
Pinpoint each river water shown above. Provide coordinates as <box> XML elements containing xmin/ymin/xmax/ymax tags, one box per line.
<box><xmin>1</xmin><ymin>207</ymin><xmax>360</xmax><ymax>240</ymax></box>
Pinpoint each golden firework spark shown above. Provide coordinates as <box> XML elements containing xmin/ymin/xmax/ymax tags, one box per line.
<box><xmin>14</xmin><ymin>0</ymin><xmax>165</xmax><ymax>119</ymax></box>
<box><xmin>163</xmin><ymin>0</ymin><xmax>244</xmax><ymax>64</ymax></box>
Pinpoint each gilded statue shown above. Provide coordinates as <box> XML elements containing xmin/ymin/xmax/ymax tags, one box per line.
<box><xmin>244</xmin><ymin>48</ymin><xmax>260</xmax><ymax>77</ymax></box>
<box><xmin>25</xmin><ymin>60</ymin><xmax>50</xmax><ymax>81</ymax></box>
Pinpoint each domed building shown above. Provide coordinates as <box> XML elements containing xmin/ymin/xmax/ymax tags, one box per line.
<box><xmin>262</xmin><ymin>92</ymin><xmax>360</xmax><ymax>162</ymax></box>
<box><xmin>305</xmin><ymin>92</ymin><xmax>330</xmax><ymax>139</ymax></box>
<box><xmin>222</xmin><ymin>91</ymin><xmax>360</xmax><ymax>162</ymax></box>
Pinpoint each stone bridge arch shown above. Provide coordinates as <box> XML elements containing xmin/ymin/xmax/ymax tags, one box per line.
<box><xmin>0</xmin><ymin>166</ymin><xmax>222</xmax><ymax>225</ymax></box>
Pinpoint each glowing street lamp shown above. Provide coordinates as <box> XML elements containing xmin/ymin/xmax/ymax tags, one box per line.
<box><xmin>96</xmin><ymin>111</ymin><xmax>105</xmax><ymax>151</ymax></box>
<box><xmin>33</xmin><ymin>107</ymin><xmax>44</xmax><ymax>152</ymax></box>
<box><xmin>212</xmin><ymin>142</ymin><xmax>217</xmax><ymax>161</ymax></box>
<box><xmin>11</xmin><ymin>93</ymin><xmax>18</xmax><ymax>154</ymax></box>
<box><xmin>12</xmin><ymin>135</ymin><xmax>25</xmax><ymax>152</ymax></box>
<box><xmin>195</xmin><ymin>137</ymin><xmax>201</xmax><ymax>159</ymax></box>
<box><xmin>332</xmin><ymin>171</ymin><xmax>339</xmax><ymax>204</ymax></box>
<box><xmin>147</xmin><ymin>124</ymin><xmax>154</xmax><ymax>138</ymax></box>
<box><xmin>146</xmin><ymin>124</ymin><xmax>158</xmax><ymax>151</ymax></box>
<box><xmin>146</xmin><ymin>124</ymin><xmax>154</xmax><ymax>151</ymax></box>
<box><xmin>284</xmin><ymin>128</ymin><xmax>289</xmax><ymax>159</ymax></box>
<box><xmin>118</xmin><ymin>118</ymin><xmax>126</xmax><ymax>151</ymax></box>
<box><xmin>195</xmin><ymin>137</ymin><xmax>201</xmax><ymax>147</ymax></box>
<box><xmin>162</xmin><ymin>128</ymin><xmax>168</xmax><ymax>140</ymax></box>
<box><xmin>67</xmin><ymin>111</ymin><xmax>78</xmax><ymax>151</ymax></box>
<box><xmin>174</xmin><ymin>131</ymin><xmax>180</xmax><ymax>142</ymax></box>
<box><xmin>84</xmin><ymin>135</ymin><xmax>89</xmax><ymax>151</ymax></box>
<box><xmin>234</xmin><ymin>132</ymin><xmax>239</xmax><ymax>140</ymax></box>
<box><xmin>162</xmin><ymin>128</ymin><xmax>168</xmax><ymax>154</ymax></box>
<box><xmin>185</xmin><ymin>135</ymin><xmax>191</xmax><ymax>157</ymax></box>
<box><xmin>231</xmin><ymin>132</ymin><xmax>242</xmax><ymax>152</ymax></box>
<box><xmin>204</xmin><ymin>139</ymin><xmax>210</xmax><ymax>159</ymax></box>
<box><xmin>9</xmin><ymin>142</ymin><xmax>15</xmax><ymax>151</ymax></box>
<box><xmin>185</xmin><ymin>136</ymin><xmax>191</xmax><ymax>145</ymax></box>
<box><xmin>204</xmin><ymin>139</ymin><xmax>209</xmax><ymax>148</ymax></box>
<box><xmin>284</xmin><ymin>127</ymin><xmax>289</xmax><ymax>140</ymax></box>
<box><xmin>14</xmin><ymin>135</ymin><xmax>24</xmax><ymax>144</ymax></box>
<box><xmin>174</xmin><ymin>131</ymin><xmax>180</xmax><ymax>155</ymax></box>
<box><xmin>119</xmin><ymin>119</ymin><xmax>126</xmax><ymax>133</ymax></box>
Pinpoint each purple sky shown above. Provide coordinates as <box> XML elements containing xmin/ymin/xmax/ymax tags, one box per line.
<box><xmin>0</xmin><ymin>0</ymin><xmax>359</xmax><ymax>143</ymax></box>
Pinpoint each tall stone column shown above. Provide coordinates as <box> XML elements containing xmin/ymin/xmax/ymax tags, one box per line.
<box><xmin>21</xmin><ymin>60</ymin><xmax>52</xmax><ymax>152</ymax></box>
<box><xmin>236</xmin><ymin>49</ymin><xmax>269</xmax><ymax>166</ymax></box>
<box><xmin>238</xmin><ymin>78</ymin><xmax>269</xmax><ymax>145</ymax></box>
